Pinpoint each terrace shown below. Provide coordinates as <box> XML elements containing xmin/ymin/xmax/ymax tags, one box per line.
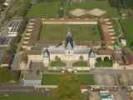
<box><xmin>21</xmin><ymin>18</ymin><xmax>41</xmax><ymax>50</ymax></box>
<box><xmin>99</xmin><ymin>18</ymin><xmax>116</xmax><ymax>49</ymax></box>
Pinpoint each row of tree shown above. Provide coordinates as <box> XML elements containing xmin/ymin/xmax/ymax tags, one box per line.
<box><xmin>109</xmin><ymin>0</ymin><xmax>133</xmax><ymax>9</ymax></box>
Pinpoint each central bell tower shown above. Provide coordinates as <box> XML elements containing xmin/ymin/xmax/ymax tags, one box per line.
<box><xmin>65</xmin><ymin>31</ymin><xmax>74</xmax><ymax>54</ymax></box>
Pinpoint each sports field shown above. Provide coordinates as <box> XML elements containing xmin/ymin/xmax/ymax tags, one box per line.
<box><xmin>27</xmin><ymin>0</ymin><xmax>119</xmax><ymax>18</ymax></box>
<box><xmin>40</xmin><ymin>24</ymin><xmax>100</xmax><ymax>44</ymax></box>
<box><xmin>42</xmin><ymin>73</ymin><xmax>95</xmax><ymax>85</ymax></box>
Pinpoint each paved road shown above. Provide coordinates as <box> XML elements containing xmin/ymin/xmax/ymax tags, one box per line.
<box><xmin>0</xmin><ymin>85</ymin><xmax>34</xmax><ymax>93</ymax></box>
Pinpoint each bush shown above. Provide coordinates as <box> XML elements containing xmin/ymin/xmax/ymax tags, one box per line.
<box><xmin>95</xmin><ymin>58</ymin><xmax>113</xmax><ymax>67</ymax></box>
<box><xmin>50</xmin><ymin>57</ymin><xmax>66</xmax><ymax>67</ymax></box>
<box><xmin>73</xmin><ymin>61</ymin><xmax>88</xmax><ymax>67</ymax></box>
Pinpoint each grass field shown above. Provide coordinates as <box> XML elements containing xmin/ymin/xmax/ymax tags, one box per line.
<box><xmin>121</xmin><ymin>18</ymin><xmax>133</xmax><ymax>49</ymax></box>
<box><xmin>0</xmin><ymin>94</ymin><xmax>52</xmax><ymax>100</ymax></box>
<box><xmin>0</xmin><ymin>93</ymin><xmax>87</xmax><ymax>100</ymax></box>
<box><xmin>0</xmin><ymin>68</ymin><xmax>19</xmax><ymax>84</ymax></box>
<box><xmin>40</xmin><ymin>24</ymin><xmax>100</xmax><ymax>44</ymax></box>
<box><xmin>27</xmin><ymin>1</ymin><xmax>60</xmax><ymax>18</ymax></box>
<box><xmin>42</xmin><ymin>74</ymin><xmax>95</xmax><ymax>85</ymax></box>
<box><xmin>27</xmin><ymin>0</ymin><xmax>119</xmax><ymax>18</ymax></box>
<box><xmin>66</xmin><ymin>0</ymin><xmax>119</xmax><ymax>17</ymax></box>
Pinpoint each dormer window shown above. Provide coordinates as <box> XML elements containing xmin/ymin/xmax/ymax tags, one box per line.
<box><xmin>43</xmin><ymin>49</ymin><xmax>50</xmax><ymax>58</ymax></box>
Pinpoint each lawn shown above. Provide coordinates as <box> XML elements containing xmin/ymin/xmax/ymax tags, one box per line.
<box><xmin>66</xmin><ymin>0</ymin><xmax>119</xmax><ymax>17</ymax></box>
<box><xmin>0</xmin><ymin>68</ymin><xmax>19</xmax><ymax>84</ymax></box>
<box><xmin>40</xmin><ymin>24</ymin><xmax>100</xmax><ymax>44</ymax></box>
<box><xmin>42</xmin><ymin>73</ymin><xmax>95</xmax><ymax>85</ymax></box>
<box><xmin>27</xmin><ymin>1</ymin><xmax>60</xmax><ymax>18</ymax></box>
<box><xmin>0</xmin><ymin>93</ymin><xmax>88</xmax><ymax>100</ymax></box>
<box><xmin>0</xmin><ymin>94</ymin><xmax>52</xmax><ymax>100</ymax></box>
<box><xmin>26</xmin><ymin>0</ymin><xmax>119</xmax><ymax>18</ymax></box>
<box><xmin>121</xmin><ymin>18</ymin><xmax>133</xmax><ymax>49</ymax></box>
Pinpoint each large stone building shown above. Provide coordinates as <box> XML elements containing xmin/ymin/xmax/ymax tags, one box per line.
<box><xmin>26</xmin><ymin>31</ymin><xmax>111</xmax><ymax>69</ymax></box>
<box><xmin>12</xmin><ymin>31</ymin><xmax>113</xmax><ymax>86</ymax></box>
<box><xmin>41</xmin><ymin>31</ymin><xmax>96</xmax><ymax>67</ymax></box>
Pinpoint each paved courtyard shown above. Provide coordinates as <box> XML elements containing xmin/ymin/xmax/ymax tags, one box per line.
<box><xmin>94</xmin><ymin>73</ymin><xmax>115</xmax><ymax>86</ymax></box>
<box><xmin>90</xmin><ymin>69</ymin><xmax>133</xmax><ymax>86</ymax></box>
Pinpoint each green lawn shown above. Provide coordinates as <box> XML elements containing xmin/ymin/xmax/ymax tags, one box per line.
<box><xmin>27</xmin><ymin>1</ymin><xmax>60</xmax><ymax>18</ymax></box>
<box><xmin>0</xmin><ymin>93</ymin><xmax>88</xmax><ymax>100</ymax></box>
<box><xmin>66</xmin><ymin>0</ymin><xmax>119</xmax><ymax>17</ymax></box>
<box><xmin>26</xmin><ymin>0</ymin><xmax>119</xmax><ymax>18</ymax></box>
<box><xmin>0</xmin><ymin>68</ymin><xmax>19</xmax><ymax>84</ymax></box>
<box><xmin>42</xmin><ymin>74</ymin><xmax>95</xmax><ymax>85</ymax></box>
<box><xmin>121</xmin><ymin>18</ymin><xmax>133</xmax><ymax>49</ymax></box>
<box><xmin>0</xmin><ymin>94</ymin><xmax>52</xmax><ymax>100</ymax></box>
<box><xmin>40</xmin><ymin>24</ymin><xmax>100</xmax><ymax>44</ymax></box>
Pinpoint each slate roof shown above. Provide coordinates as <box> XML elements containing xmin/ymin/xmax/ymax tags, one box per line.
<box><xmin>65</xmin><ymin>31</ymin><xmax>74</xmax><ymax>49</ymax></box>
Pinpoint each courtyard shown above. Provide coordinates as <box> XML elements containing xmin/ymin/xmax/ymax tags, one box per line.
<box><xmin>40</xmin><ymin>24</ymin><xmax>100</xmax><ymax>44</ymax></box>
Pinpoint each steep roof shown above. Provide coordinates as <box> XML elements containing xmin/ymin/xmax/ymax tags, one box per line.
<box><xmin>65</xmin><ymin>31</ymin><xmax>74</xmax><ymax>49</ymax></box>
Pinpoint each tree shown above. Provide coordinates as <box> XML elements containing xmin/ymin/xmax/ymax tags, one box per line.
<box><xmin>53</xmin><ymin>72</ymin><xmax>82</xmax><ymax>100</ymax></box>
<box><xmin>58</xmin><ymin>7</ymin><xmax>64</xmax><ymax>18</ymax></box>
<box><xmin>109</xmin><ymin>0</ymin><xmax>133</xmax><ymax>9</ymax></box>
